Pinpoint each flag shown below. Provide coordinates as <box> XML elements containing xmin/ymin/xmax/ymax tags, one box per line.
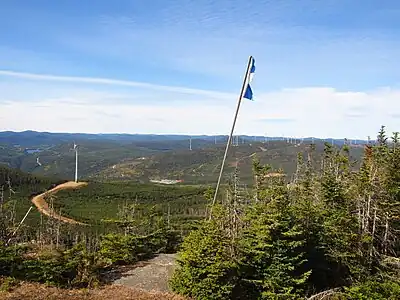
<box><xmin>243</xmin><ymin>57</ymin><xmax>255</xmax><ymax>100</ymax></box>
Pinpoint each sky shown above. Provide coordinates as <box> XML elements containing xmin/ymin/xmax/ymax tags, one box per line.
<box><xmin>1</xmin><ymin>0</ymin><xmax>400</xmax><ymax>139</ymax></box>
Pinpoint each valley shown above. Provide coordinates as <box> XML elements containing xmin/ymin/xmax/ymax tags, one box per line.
<box><xmin>0</xmin><ymin>131</ymin><xmax>365</xmax><ymax>185</ymax></box>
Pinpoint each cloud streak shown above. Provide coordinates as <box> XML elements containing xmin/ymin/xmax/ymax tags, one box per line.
<box><xmin>0</xmin><ymin>70</ymin><xmax>233</xmax><ymax>99</ymax></box>
<box><xmin>1</xmin><ymin>2</ymin><xmax>400</xmax><ymax>139</ymax></box>
<box><xmin>2</xmin><ymin>83</ymin><xmax>400</xmax><ymax>139</ymax></box>
<box><xmin>257</xmin><ymin>118</ymin><xmax>295</xmax><ymax>123</ymax></box>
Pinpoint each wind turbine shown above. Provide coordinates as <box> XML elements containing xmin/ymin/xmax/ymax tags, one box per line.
<box><xmin>73</xmin><ymin>142</ymin><xmax>78</xmax><ymax>182</ymax></box>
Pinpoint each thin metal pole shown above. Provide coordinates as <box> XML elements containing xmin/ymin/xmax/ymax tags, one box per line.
<box><xmin>75</xmin><ymin>148</ymin><xmax>78</xmax><ymax>182</ymax></box>
<box><xmin>7</xmin><ymin>205</ymin><xmax>33</xmax><ymax>245</ymax></box>
<box><xmin>209</xmin><ymin>56</ymin><xmax>253</xmax><ymax>219</ymax></box>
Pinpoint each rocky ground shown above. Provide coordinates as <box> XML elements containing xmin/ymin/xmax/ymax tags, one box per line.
<box><xmin>111</xmin><ymin>254</ymin><xmax>177</xmax><ymax>292</ymax></box>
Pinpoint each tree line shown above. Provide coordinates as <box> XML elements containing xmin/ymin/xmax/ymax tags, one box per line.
<box><xmin>0</xmin><ymin>168</ymin><xmax>197</xmax><ymax>290</ymax></box>
<box><xmin>170</xmin><ymin>126</ymin><xmax>400</xmax><ymax>299</ymax></box>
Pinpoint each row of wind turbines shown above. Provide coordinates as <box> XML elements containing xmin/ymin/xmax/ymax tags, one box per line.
<box><xmin>38</xmin><ymin>135</ymin><xmax>367</xmax><ymax>183</ymax></box>
<box><xmin>186</xmin><ymin>135</ymin><xmax>367</xmax><ymax>150</ymax></box>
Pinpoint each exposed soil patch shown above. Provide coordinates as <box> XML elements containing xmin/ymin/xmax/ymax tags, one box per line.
<box><xmin>111</xmin><ymin>254</ymin><xmax>177</xmax><ymax>293</ymax></box>
<box><xmin>0</xmin><ymin>283</ymin><xmax>185</xmax><ymax>300</ymax></box>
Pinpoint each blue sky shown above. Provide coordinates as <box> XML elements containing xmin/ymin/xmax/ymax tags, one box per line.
<box><xmin>1</xmin><ymin>0</ymin><xmax>400</xmax><ymax>138</ymax></box>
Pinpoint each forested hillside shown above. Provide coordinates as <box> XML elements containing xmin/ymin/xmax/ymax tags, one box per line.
<box><xmin>0</xmin><ymin>131</ymin><xmax>366</xmax><ymax>185</ymax></box>
<box><xmin>95</xmin><ymin>141</ymin><xmax>364</xmax><ymax>185</ymax></box>
<box><xmin>0</xmin><ymin>165</ymin><xmax>54</xmax><ymax>188</ymax></box>
<box><xmin>0</xmin><ymin>129</ymin><xmax>396</xmax><ymax>299</ymax></box>
<box><xmin>170</xmin><ymin>126</ymin><xmax>400</xmax><ymax>299</ymax></box>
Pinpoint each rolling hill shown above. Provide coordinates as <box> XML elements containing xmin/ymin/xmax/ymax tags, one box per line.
<box><xmin>0</xmin><ymin>131</ymin><xmax>367</xmax><ymax>185</ymax></box>
<box><xmin>0</xmin><ymin>140</ymin><xmax>160</xmax><ymax>180</ymax></box>
<box><xmin>0</xmin><ymin>130</ymin><xmax>368</xmax><ymax>148</ymax></box>
<box><xmin>94</xmin><ymin>140</ymin><xmax>365</xmax><ymax>185</ymax></box>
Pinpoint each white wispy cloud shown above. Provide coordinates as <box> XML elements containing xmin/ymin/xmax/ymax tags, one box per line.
<box><xmin>2</xmin><ymin>1</ymin><xmax>400</xmax><ymax>139</ymax></box>
<box><xmin>1</xmin><ymin>78</ymin><xmax>400</xmax><ymax>139</ymax></box>
<box><xmin>0</xmin><ymin>70</ymin><xmax>233</xmax><ymax>99</ymax></box>
<box><xmin>49</xmin><ymin>2</ymin><xmax>400</xmax><ymax>90</ymax></box>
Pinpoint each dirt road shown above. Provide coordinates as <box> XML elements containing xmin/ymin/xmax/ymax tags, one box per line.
<box><xmin>31</xmin><ymin>181</ymin><xmax>88</xmax><ymax>225</ymax></box>
<box><xmin>112</xmin><ymin>254</ymin><xmax>177</xmax><ymax>293</ymax></box>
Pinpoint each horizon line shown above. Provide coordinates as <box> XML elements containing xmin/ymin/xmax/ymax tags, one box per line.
<box><xmin>0</xmin><ymin>130</ymin><xmax>372</xmax><ymax>140</ymax></box>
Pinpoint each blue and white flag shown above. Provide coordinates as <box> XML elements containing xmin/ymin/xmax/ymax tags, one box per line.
<box><xmin>243</xmin><ymin>57</ymin><xmax>255</xmax><ymax>100</ymax></box>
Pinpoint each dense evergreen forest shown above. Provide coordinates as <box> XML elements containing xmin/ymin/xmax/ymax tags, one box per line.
<box><xmin>170</xmin><ymin>126</ymin><xmax>400</xmax><ymax>299</ymax></box>
<box><xmin>1</xmin><ymin>127</ymin><xmax>399</xmax><ymax>299</ymax></box>
<box><xmin>0</xmin><ymin>167</ymin><xmax>195</xmax><ymax>290</ymax></box>
<box><xmin>0</xmin><ymin>164</ymin><xmax>55</xmax><ymax>188</ymax></box>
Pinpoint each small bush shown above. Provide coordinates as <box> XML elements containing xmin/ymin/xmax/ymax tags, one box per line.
<box><xmin>0</xmin><ymin>230</ymin><xmax>181</xmax><ymax>288</ymax></box>
<box><xmin>0</xmin><ymin>277</ymin><xmax>19</xmax><ymax>292</ymax></box>
<box><xmin>99</xmin><ymin>230</ymin><xmax>181</xmax><ymax>266</ymax></box>
<box><xmin>0</xmin><ymin>242</ymin><xmax>26</xmax><ymax>276</ymax></box>
<box><xmin>337</xmin><ymin>280</ymin><xmax>400</xmax><ymax>300</ymax></box>
<box><xmin>0</xmin><ymin>242</ymin><xmax>103</xmax><ymax>288</ymax></box>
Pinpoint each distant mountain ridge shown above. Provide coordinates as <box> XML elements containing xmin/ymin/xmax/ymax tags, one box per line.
<box><xmin>0</xmin><ymin>130</ymin><xmax>369</xmax><ymax>148</ymax></box>
<box><xmin>0</xmin><ymin>131</ymin><xmax>368</xmax><ymax>184</ymax></box>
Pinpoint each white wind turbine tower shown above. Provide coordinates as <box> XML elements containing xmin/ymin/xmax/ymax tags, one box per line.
<box><xmin>73</xmin><ymin>142</ymin><xmax>78</xmax><ymax>182</ymax></box>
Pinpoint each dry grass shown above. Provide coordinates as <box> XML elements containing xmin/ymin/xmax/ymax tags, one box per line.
<box><xmin>0</xmin><ymin>282</ymin><xmax>187</xmax><ymax>300</ymax></box>
<box><xmin>263</xmin><ymin>173</ymin><xmax>286</xmax><ymax>177</ymax></box>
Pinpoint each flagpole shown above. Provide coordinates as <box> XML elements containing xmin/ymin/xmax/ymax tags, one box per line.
<box><xmin>209</xmin><ymin>56</ymin><xmax>254</xmax><ymax>219</ymax></box>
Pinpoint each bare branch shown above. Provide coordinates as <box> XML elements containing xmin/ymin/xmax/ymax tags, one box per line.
<box><xmin>307</xmin><ymin>288</ymin><xmax>342</xmax><ymax>300</ymax></box>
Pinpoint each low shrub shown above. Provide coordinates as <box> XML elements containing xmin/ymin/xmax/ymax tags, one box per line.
<box><xmin>336</xmin><ymin>280</ymin><xmax>400</xmax><ymax>300</ymax></box>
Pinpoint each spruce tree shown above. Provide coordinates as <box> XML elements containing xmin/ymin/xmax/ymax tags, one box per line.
<box><xmin>170</xmin><ymin>205</ymin><xmax>239</xmax><ymax>300</ymax></box>
<box><xmin>239</xmin><ymin>165</ymin><xmax>311</xmax><ymax>299</ymax></box>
